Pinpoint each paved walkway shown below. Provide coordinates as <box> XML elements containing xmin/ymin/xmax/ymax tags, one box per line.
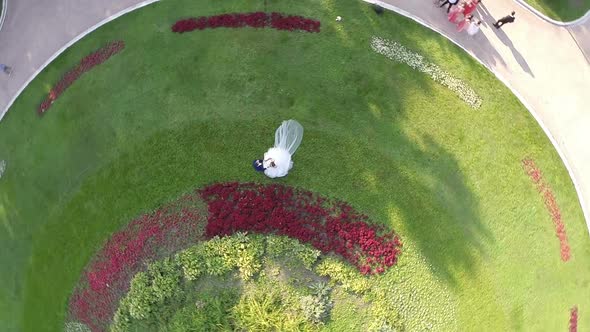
<box><xmin>366</xmin><ymin>0</ymin><xmax>590</xmax><ymax>233</ymax></box>
<box><xmin>0</xmin><ymin>0</ymin><xmax>589</xmax><ymax>231</ymax></box>
<box><xmin>0</xmin><ymin>0</ymin><xmax>155</xmax><ymax>116</ymax></box>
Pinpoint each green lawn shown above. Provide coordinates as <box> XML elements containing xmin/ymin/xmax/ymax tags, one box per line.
<box><xmin>0</xmin><ymin>0</ymin><xmax>589</xmax><ymax>331</ymax></box>
<box><xmin>523</xmin><ymin>0</ymin><xmax>590</xmax><ymax>21</ymax></box>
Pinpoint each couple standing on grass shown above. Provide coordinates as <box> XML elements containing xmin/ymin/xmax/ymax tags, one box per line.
<box><xmin>253</xmin><ymin>120</ymin><xmax>303</xmax><ymax>179</ymax></box>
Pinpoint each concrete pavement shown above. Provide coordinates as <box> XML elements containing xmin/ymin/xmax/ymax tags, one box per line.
<box><xmin>0</xmin><ymin>0</ymin><xmax>158</xmax><ymax>119</ymax></box>
<box><xmin>366</xmin><ymin>0</ymin><xmax>590</xmax><ymax>233</ymax></box>
<box><xmin>0</xmin><ymin>0</ymin><xmax>589</xmax><ymax>232</ymax></box>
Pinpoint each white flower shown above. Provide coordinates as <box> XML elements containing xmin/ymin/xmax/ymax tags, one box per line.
<box><xmin>0</xmin><ymin>160</ymin><xmax>5</xmax><ymax>179</ymax></box>
<box><xmin>370</xmin><ymin>36</ymin><xmax>482</xmax><ymax>109</ymax></box>
<box><xmin>336</xmin><ymin>16</ymin><xmax>342</xmax><ymax>22</ymax></box>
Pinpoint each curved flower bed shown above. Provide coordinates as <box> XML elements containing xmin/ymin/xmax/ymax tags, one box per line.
<box><xmin>569</xmin><ymin>306</ymin><xmax>578</xmax><ymax>332</ymax></box>
<box><xmin>522</xmin><ymin>158</ymin><xmax>571</xmax><ymax>261</ymax></box>
<box><xmin>38</xmin><ymin>41</ymin><xmax>125</xmax><ymax>115</ymax></box>
<box><xmin>371</xmin><ymin>36</ymin><xmax>482</xmax><ymax>109</ymax></box>
<box><xmin>200</xmin><ymin>182</ymin><xmax>402</xmax><ymax>275</ymax></box>
<box><xmin>67</xmin><ymin>183</ymin><xmax>400</xmax><ymax>331</ymax></box>
<box><xmin>68</xmin><ymin>192</ymin><xmax>207</xmax><ymax>332</ymax></box>
<box><xmin>172</xmin><ymin>12</ymin><xmax>320</xmax><ymax>33</ymax></box>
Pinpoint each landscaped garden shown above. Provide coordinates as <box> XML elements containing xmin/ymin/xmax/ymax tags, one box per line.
<box><xmin>0</xmin><ymin>0</ymin><xmax>589</xmax><ymax>330</ymax></box>
<box><xmin>522</xmin><ymin>0</ymin><xmax>590</xmax><ymax>21</ymax></box>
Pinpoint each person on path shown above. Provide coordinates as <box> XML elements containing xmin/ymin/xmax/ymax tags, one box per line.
<box><xmin>0</xmin><ymin>64</ymin><xmax>12</xmax><ymax>76</ymax></box>
<box><xmin>448</xmin><ymin>3</ymin><xmax>465</xmax><ymax>23</ymax></box>
<box><xmin>457</xmin><ymin>14</ymin><xmax>474</xmax><ymax>32</ymax></box>
<box><xmin>493</xmin><ymin>11</ymin><xmax>515</xmax><ymax>29</ymax></box>
<box><xmin>463</xmin><ymin>0</ymin><xmax>480</xmax><ymax>16</ymax></box>
<box><xmin>440</xmin><ymin>0</ymin><xmax>459</xmax><ymax>13</ymax></box>
<box><xmin>466</xmin><ymin>19</ymin><xmax>482</xmax><ymax>35</ymax></box>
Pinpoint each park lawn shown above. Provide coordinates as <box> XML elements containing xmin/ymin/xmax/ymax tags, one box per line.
<box><xmin>523</xmin><ymin>0</ymin><xmax>590</xmax><ymax>21</ymax></box>
<box><xmin>0</xmin><ymin>0</ymin><xmax>589</xmax><ymax>330</ymax></box>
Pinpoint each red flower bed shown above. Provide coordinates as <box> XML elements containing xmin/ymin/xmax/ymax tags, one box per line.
<box><xmin>38</xmin><ymin>41</ymin><xmax>125</xmax><ymax>115</ymax></box>
<box><xmin>172</xmin><ymin>12</ymin><xmax>320</xmax><ymax>33</ymax></box>
<box><xmin>200</xmin><ymin>182</ymin><xmax>402</xmax><ymax>275</ymax></box>
<box><xmin>522</xmin><ymin>158</ymin><xmax>571</xmax><ymax>261</ymax></box>
<box><xmin>569</xmin><ymin>306</ymin><xmax>579</xmax><ymax>332</ymax></box>
<box><xmin>68</xmin><ymin>193</ymin><xmax>207</xmax><ymax>332</ymax></box>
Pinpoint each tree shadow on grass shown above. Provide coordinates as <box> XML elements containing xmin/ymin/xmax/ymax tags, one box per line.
<box><xmin>300</xmin><ymin>118</ymin><xmax>494</xmax><ymax>286</ymax></box>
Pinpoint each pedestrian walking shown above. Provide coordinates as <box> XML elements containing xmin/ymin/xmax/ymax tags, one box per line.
<box><xmin>0</xmin><ymin>64</ymin><xmax>12</xmax><ymax>76</ymax></box>
<box><xmin>493</xmin><ymin>11</ymin><xmax>515</xmax><ymax>29</ymax></box>
<box><xmin>466</xmin><ymin>19</ymin><xmax>482</xmax><ymax>35</ymax></box>
<box><xmin>440</xmin><ymin>0</ymin><xmax>459</xmax><ymax>13</ymax></box>
<box><xmin>457</xmin><ymin>15</ymin><xmax>474</xmax><ymax>32</ymax></box>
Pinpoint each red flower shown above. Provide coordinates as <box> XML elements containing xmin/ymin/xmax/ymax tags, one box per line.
<box><xmin>68</xmin><ymin>192</ymin><xmax>206</xmax><ymax>332</ymax></box>
<box><xmin>200</xmin><ymin>182</ymin><xmax>402</xmax><ymax>275</ymax></box>
<box><xmin>522</xmin><ymin>158</ymin><xmax>571</xmax><ymax>261</ymax></box>
<box><xmin>170</xmin><ymin>12</ymin><xmax>321</xmax><ymax>33</ymax></box>
<box><xmin>38</xmin><ymin>41</ymin><xmax>125</xmax><ymax>116</ymax></box>
<box><xmin>569</xmin><ymin>306</ymin><xmax>578</xmax><ymax>332</ymax></box>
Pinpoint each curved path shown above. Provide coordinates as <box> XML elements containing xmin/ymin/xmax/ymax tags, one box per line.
<box><xmin>0</xmin><ymin>0</ymin><xmax>589</xmax><ymax>232</ymax></box>
<box><xmin>366</xmin><ymin>0</ymin><xmax>590</xmax><ymax>234</ymax></box>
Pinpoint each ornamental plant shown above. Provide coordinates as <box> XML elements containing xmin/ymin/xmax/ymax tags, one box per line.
<box><xmin>171</xmin><ymin>12</ymin><xmax>320</xmax><ymax>33</ymax></box>
<box><xmin>38</xmin><ymin>41</ymin><xmax>125</xmax><ymax>115</ymax></box>
<box><xmin>371</xmin><ymin>36</ymin><xmax>482</xmax><ymax>109</ymax></box>
<box><xmin>522</xmin><ymin>158</ymin><xmax>571</xmax><ymax>261</ymax></box>
<box><xmin>569</xmin><ymin>306</ymin><xmax>578</xmax><ymax>332</ymax></box>
<box><xmin>111</xmin><ymin>233</ymin><xmax>318</xmax><ymax>331</ymax></box>
<box><xmin>67</xmin><ymin>192</ymin><xmax>207</xmax><ymax>332</ymax></box>
<box><xmin>199</xmin><ymin>182</ymin><xmax>402</xmax><ymax>275</ymax></box>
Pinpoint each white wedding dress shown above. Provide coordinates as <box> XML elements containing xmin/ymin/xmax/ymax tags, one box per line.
<box><xmin>263</xmin><ymin>120</ymin><xmax>304</xmax><ymax>178</ymax></box>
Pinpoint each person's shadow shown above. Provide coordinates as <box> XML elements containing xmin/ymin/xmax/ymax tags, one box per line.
<box><xmin>475</xmin><ymin>3</ymin><xmax>534</xmax><ymax>76</ymax></box>
<box><xmin>492</xmin><ymin>24</ymin><xmax>534</xmax><ymax>77</ymax></box>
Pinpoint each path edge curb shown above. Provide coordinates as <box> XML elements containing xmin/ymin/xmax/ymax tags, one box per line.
<box><xmin>0</xmin><ymin>0</ymin><xmax>160</xmax><ymax>121</ymax></box>
<box><xmin>365</xmin><ymin>0</ymin><xmax>590</xmax><ymax>236</ymax></box>
<box><xmin>513</xmin><ymin>0</ymin><xmax>590</xmax><ymax>26</ymax></box>
<box><xmin>0</xmin><ymin>0</ymin><xmax>7</xmax><ymax>32</ymax></box>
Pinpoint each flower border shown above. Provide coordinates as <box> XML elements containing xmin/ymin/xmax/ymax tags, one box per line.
<box><xmin>38</xmin><ymin>41</ymin><xmax>125</xmax><ymax>115</ymax></box>
<box><xmin>200</xmin><ymin>182</ymin><xmax>402</xmax><ymax>275</ymax></box>
<box><xmin>172</xmin><ymin>12</ymin><xmax>321</xmax><ymax>33</ymax></box>
<box><xmin>569</xmin><ymin>306</ymin><xmax>578</xmax><ymax>332</ymax></box>
<box><xmin>522</xmin><ymin>158</ymin><xmax>571</xmax><ymax>261</ymax></box>
<box><xmin>371</xmin><ymin>36</ymin><xmax>482</xmax><ymax>109</ymax></box>
<box><xmin>68</xmin><ymin>192</ymin><xmax>207</xmax><ymax>332</ymax></box>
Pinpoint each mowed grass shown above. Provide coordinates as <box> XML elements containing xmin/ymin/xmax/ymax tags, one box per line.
<box><xmin>0</xmin><ymin>0</ymin><xmax>589</xmax><ymax>330</ymax></box>
<box><xmin>522</xmin><ymin>0</ymin><xmax>590</xmax><ymax>21</ymax></box>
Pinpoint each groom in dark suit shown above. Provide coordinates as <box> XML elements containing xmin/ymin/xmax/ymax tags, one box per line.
<box><xmin>493</xmin><ymin>11</ymin><xmax>516</xmax><ymax>29</ymax></box>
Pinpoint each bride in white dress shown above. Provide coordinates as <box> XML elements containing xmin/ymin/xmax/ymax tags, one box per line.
<box><xmin>253</xmin><ymin>120</ymin><xmax>304</xmax><ymax>178</ymax></box>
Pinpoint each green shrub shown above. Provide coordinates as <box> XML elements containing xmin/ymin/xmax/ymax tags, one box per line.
<box><xmin>315</xmin><ymin>257</ymin><xmax>370</xmax><ymax>294</ymax></box>
<box><xmin>163</xmin><ymin>290</ymin><xmax>237</xmax><ymax>332</ymax></box>
<box><xmin>148</xmin><ymin>258</ymin><xmax>182</xmax><ymax>303</ymax></box>
<box><xmin>181</xmin><ymin>233</ymin><xmax>264</xmax><ymax>279</ymax></box>
<box><xmin>266</xmin><ymin>236</ymin><xmax>321</xmax><ymax>269</ymax></box>
<box><xmin>231</xmin><ymin>286</ymin><xmax>307</xmax><ymax>331</ymax></box>
<box><xmin>232</xmin><ymin>233</ymin><xmax>265</xmax><ymax>280</ymax></box>
<box><xmin>64</xmin><ymin>322</ymin><xmax>91</xmax><ymax>332</ymax></box>
<box><xmin>175</xmin><ymin>245</ymin><xmax>204</xmax><ymax>281</ymax></box>
<box><xmin>113</xmin><ymin>257</ymin><xmax>182</xmax><ymax>327</ymax></box>
<box><xmin>300</xmin><ymin>282</ymin><xmax>333</xmax><ymax>324</ymax></box>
